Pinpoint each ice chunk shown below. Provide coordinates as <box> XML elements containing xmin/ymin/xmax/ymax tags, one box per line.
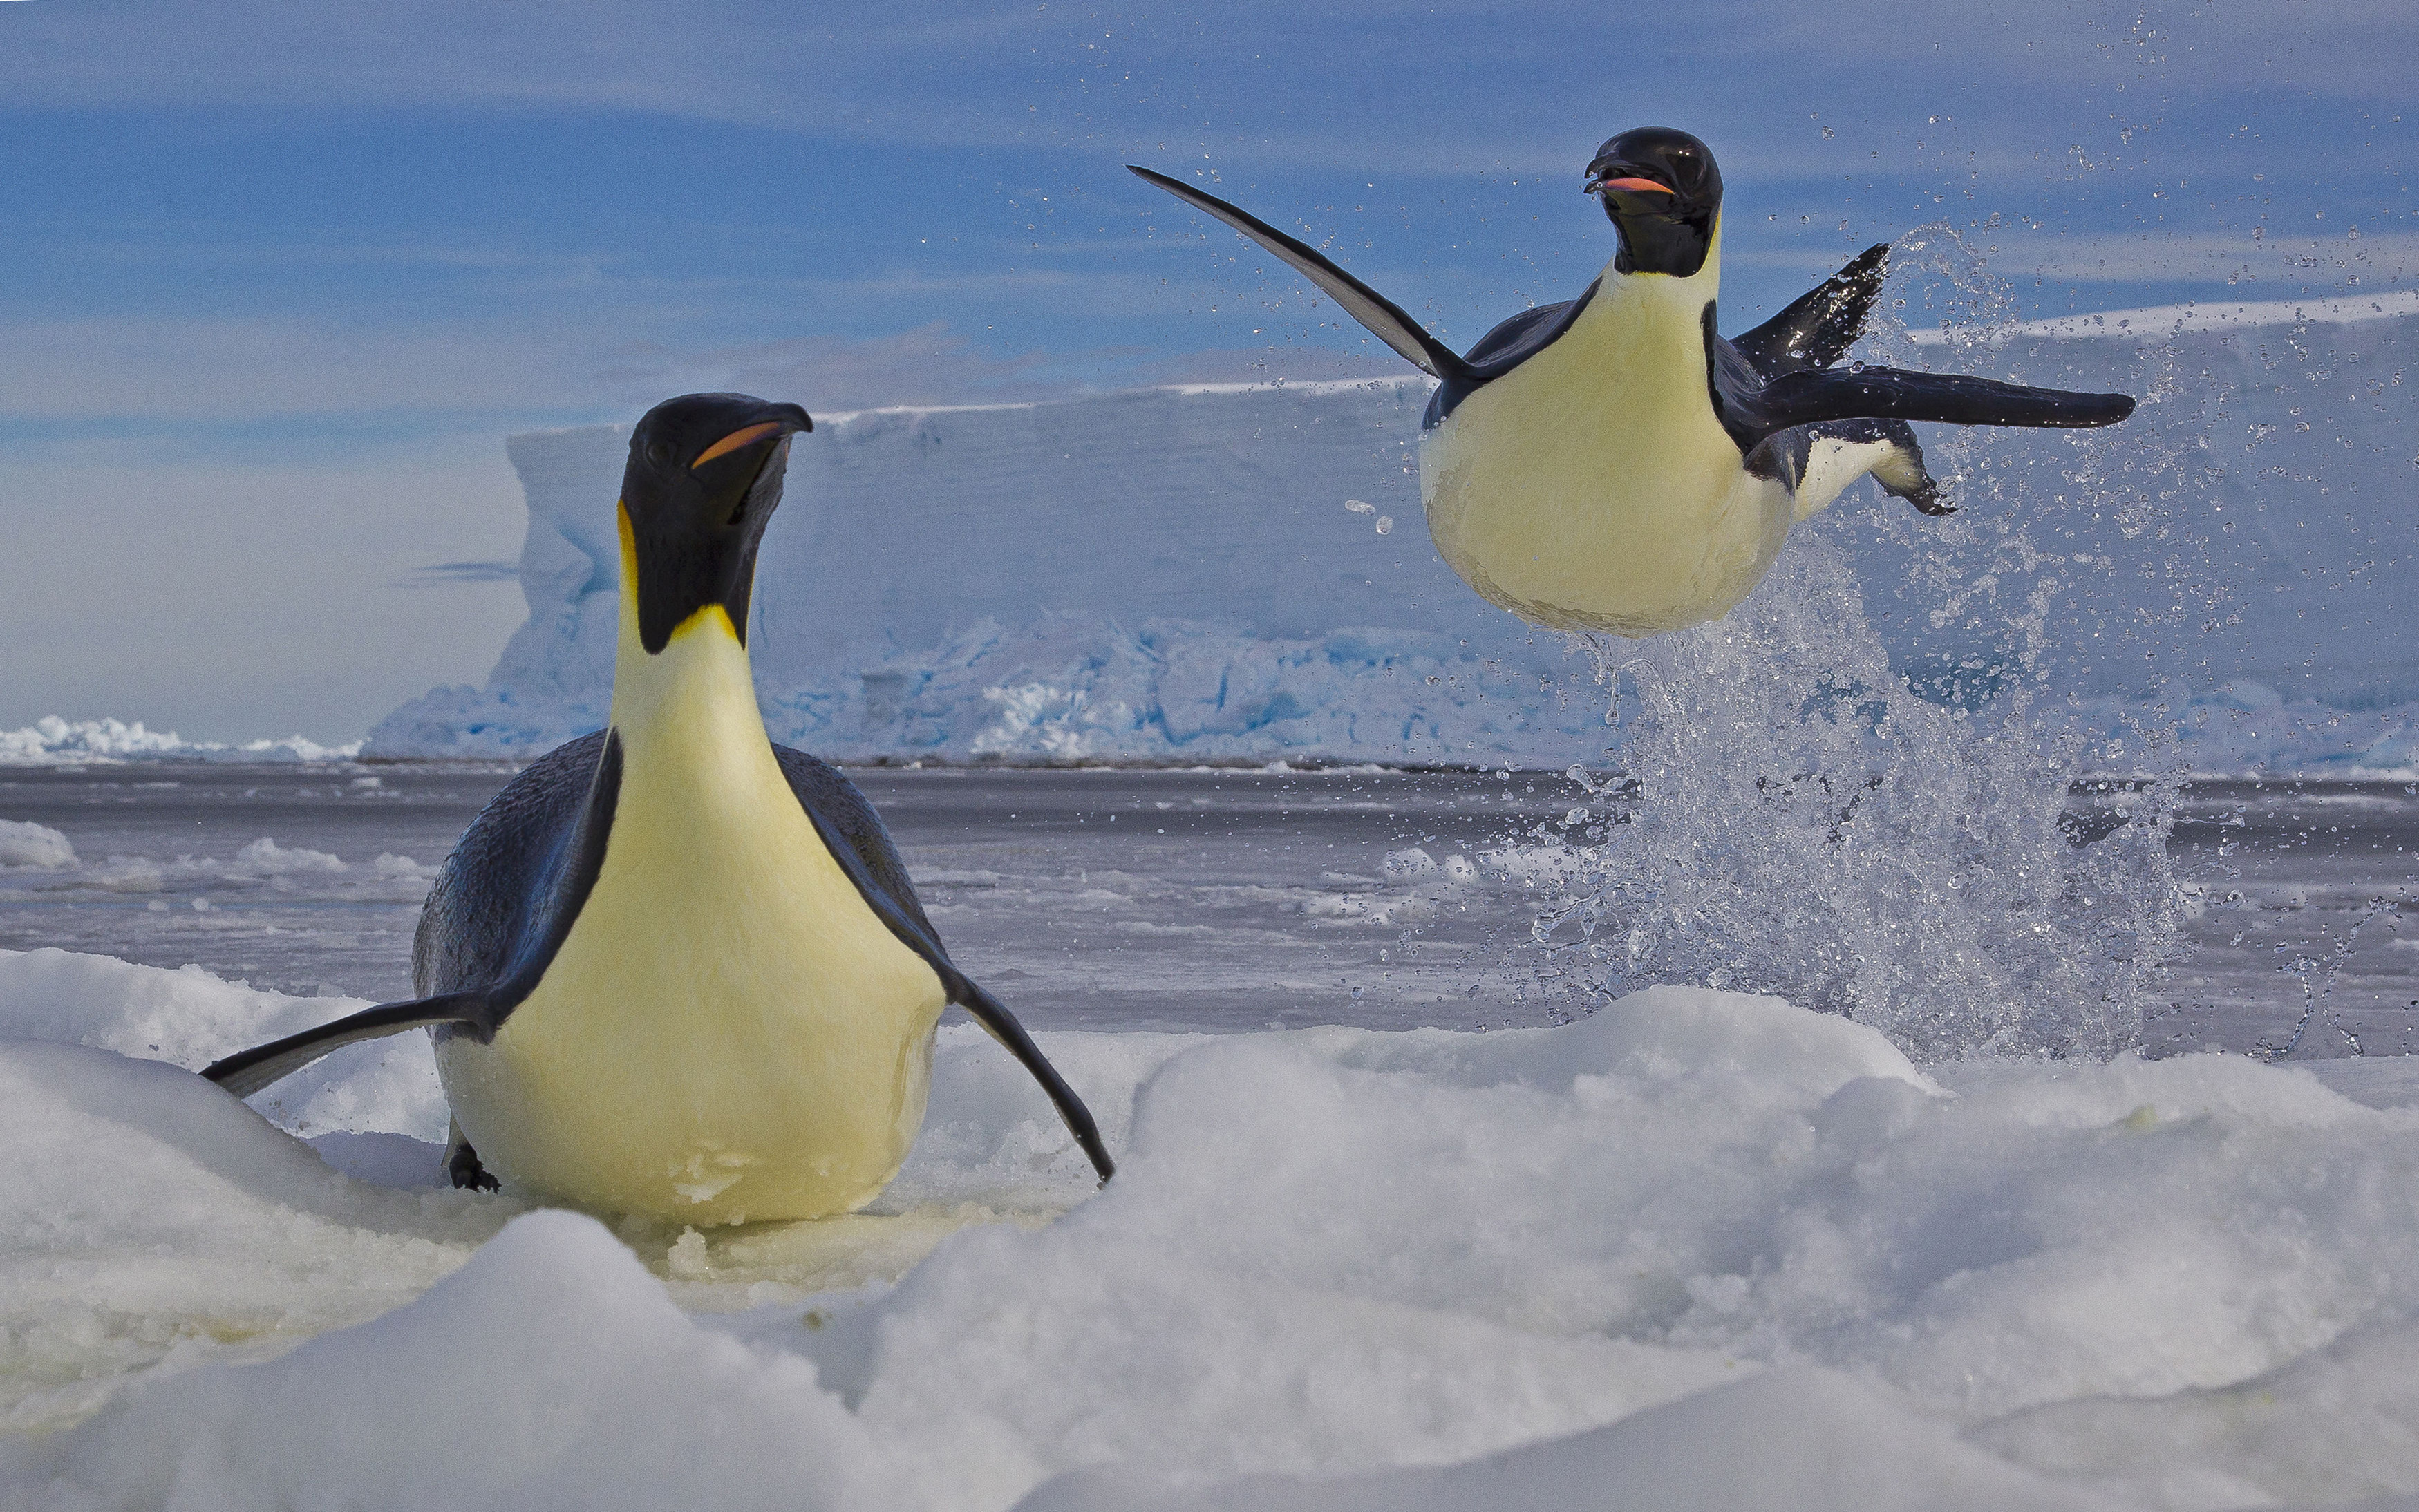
<box><xmin>1378</xmin><ymin>847</ymin><xmax>1436</xmax><ymax>879</ymax></box>
<box><xmin>230</xmin><ymin>837</ymin><xmax>348</xmax><ymax>875</ymax></box>
<box><xmin>0</xmin><ymin>821</ymin><xmax>75</xmax><ymax>871</ymax></box>
<box><xmin>0</xmin><ymin>715</ymin><xmax>358</xmax><ymax>766</ymax></box>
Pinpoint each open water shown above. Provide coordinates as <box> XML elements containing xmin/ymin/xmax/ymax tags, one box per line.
<box><xmin>1</xmin><ymin>762</ymin><xmax>2409</xmax><ymax>1059</ymax></box>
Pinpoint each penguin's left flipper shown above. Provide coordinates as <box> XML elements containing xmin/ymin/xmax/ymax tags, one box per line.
<box><xmin>1729</xmin><ymin>360</ymin><xmax>2136</xmax><ymax>448</ymax></box>
<box><xmin>205</xmin><ymin>733</ymin><xmax>621</xmax><ymax>1103</ymax></box>
<box><xmin>778</xmin><ymin>747</ymin><xmax>1118</xmax><ymax>1184</ymax></box>
<box><xmin>202</xmin><ymin>991</ymin><xmax>488</xmax><ymax>1100</ymax></box>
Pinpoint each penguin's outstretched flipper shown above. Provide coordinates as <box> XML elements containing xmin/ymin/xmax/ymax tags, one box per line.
<box><xmin>780</xmin><ymin>747</ymin><xmax>1117</xmax><ymax>1184</ymax></box>
<box><xmin>207</xmin><ymin>732</ymin><xmax>624</xmax><ymax>1100</ymax></box>
<box><xmin>203</xmin><ymin>993</ymin><xmax>488</xmax><ymax>1099</ymax></box>
<box><xmin>1734</xmin><ymin>243</ymin><xmax>1892</xmax><ymax>377</ymax></box>
<box><xmin>1752</xmin><ymin>363</ymin><xmax>2136</xmax><ymax>437</ymax></box>
<box><xmin>1127</xmin><ymin>165</ymin><xmax>1470</xmax><ymax>383</ymax></box>
<box><xmin>952</xmin><ymin>978</ymin><xmax>1117</xmax><ymax>1185</ymax></box>
<box><xmin>1709</xmin><ymin>305</ymin><xmax>2134</xmax><ymax>453</ymax></box>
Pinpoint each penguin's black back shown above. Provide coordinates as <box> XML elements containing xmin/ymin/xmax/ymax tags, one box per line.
<box><xmin>412</xmin><ymin>730</ymin><xmax>941</xmax><ymax>999</ymax></box>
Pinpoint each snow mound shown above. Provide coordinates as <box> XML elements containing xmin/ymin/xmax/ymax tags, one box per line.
<box><xmin>9</xmin><ymin>1209</ymin><xmax>894</xmax><ymax>1511</ymax></box>
<box><xmin>1022</xmin><ymin>1367</ymin><xmax>2120</xmax><ymax>1512</ymax></box>
<box><xmin>4</xmin><ymin>952</ymin><xmax>2419</xmax><ymax>1507</ymax></box>
<box><xmin>0</xmin><ymin>1039</ymin><xmax>509</xmax><ymax>1435</ymax></box>
<box><xmin>0</xmin><ymin>947</ymin><xmax>448</xmax><ymax>1140</ymax></box>
<box><xmin>0</xmin><ymin>715</ymin><xmax>359</xmax><ymax>766</ymax></box>
<box><xmin>0</xmin><ymin>821</ymin><xmax>75</xmax><ymax>870</ymax></box>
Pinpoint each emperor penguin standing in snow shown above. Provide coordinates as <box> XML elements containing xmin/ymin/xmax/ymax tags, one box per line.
<box><xmin>1131</xmin><ymin>129</ymin><xmax>2138</xmax><ymax>636</ymax></box>
<box><xmin>205</xmin><ymin>393</ymin><xmax>1113</xmax><ymax>1220</ymax></box>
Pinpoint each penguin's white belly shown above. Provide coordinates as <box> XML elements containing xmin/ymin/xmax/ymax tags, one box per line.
<box><xmin>435</xmin><ymin>732</ymin><xmax>946</xmax><ymax>1225</ymax></box>
<box><xmin>1420</xmin><ymin>275</ymin><xmax>1791</xmax><ymax>637</ymax></box>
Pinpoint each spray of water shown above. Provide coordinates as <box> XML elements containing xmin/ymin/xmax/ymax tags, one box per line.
<box><xmin>1525</xmin><ymin>227</ymin><xmax>2193</xmax><ymax>1059</ymax></box>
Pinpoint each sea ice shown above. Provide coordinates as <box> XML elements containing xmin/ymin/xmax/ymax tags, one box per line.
<box><xmin>0</xmin><ymin>821</ymin><xmax>75</xmax><ymax>870</ymax></box>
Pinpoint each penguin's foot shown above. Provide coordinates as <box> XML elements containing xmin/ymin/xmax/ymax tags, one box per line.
<box><xmin>1866</xmin><ymin>423</ymin><xmax>1954</xmax><ymax>516</ymax></box>
<box><xmin>446</xmin><ymin>1137</ymin><xmax>500</xmax><ymax>1192</ymax></box>
<box><xmin>1899</xmin><ymin>477</ymin><xmax>1955</xmax><ymax>516</ymax></box>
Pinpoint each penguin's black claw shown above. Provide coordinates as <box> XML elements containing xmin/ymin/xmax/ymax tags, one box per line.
<box><xmin>447</xmin><ymin>1140</ymin><xmax>500</xmax><ymax>1192</ymax></box>
<box><xmin>1908</xmin><ymin>482</ymin><xmax>1956</xmax><ymax>517</ymax></box>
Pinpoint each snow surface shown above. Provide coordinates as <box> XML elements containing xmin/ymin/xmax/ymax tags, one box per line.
<box><xmin>4</xmin><ymin>947</ymin><xmax>2419</xmax><ymax>1509</ymax></box>
<box><xmin>366</xmin><ymin>288</ymin><xmax>2418</xmax><ymax>773</ymax></box>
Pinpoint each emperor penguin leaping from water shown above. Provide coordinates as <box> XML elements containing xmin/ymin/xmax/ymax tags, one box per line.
<box><xmin>204</xmin><ymin>393</ymin><xmax>1113</xmax><ymax>1221</ymax></box>
<box><xmin>1130</xmin><ymin>128</ymin><xmax>2138</xmax><ymax>636</ymax></box>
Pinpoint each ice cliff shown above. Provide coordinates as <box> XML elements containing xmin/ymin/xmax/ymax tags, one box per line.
<box><xmin>368</xmin><ymin>292</ymin><xmax>2418</xmax><ymax>771</ymax></box>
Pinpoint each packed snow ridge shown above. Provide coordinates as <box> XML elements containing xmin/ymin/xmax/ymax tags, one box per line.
<box><xmin>3</xmin><ymin>945</ymin><xmax>2419</xmax><ymax>1508</ymax></box>
<box><xmin>366</xmin><ymin>290</ymin><xmax>2419</xmax><ymax>773</ymax></box>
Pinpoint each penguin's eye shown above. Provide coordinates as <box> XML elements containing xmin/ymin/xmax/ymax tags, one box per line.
<box><xmin>644</xmin><ymin>440</ymin><xmax>672</xmax><ymax>468</ymax></box>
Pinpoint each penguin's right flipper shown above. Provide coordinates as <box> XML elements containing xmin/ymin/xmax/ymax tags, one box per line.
<box><xmin>1127</xmin><ymin>165</ymin><xmax>1471</xmax><ymax>383</ymax></box>
<box><xmin>212</xmin><ymin>731</ymin><xmax>625</xmax><ymax>1103</ymax></box>
<box><xmin>1733</xmin><ymin>243</ymin><xmax>1892</xmax><ymax>377</ymax></box>
<box><xmin>202</xmin><ymin>992</ymin><xmax>487</xmax><ymax>1100</ymax></box>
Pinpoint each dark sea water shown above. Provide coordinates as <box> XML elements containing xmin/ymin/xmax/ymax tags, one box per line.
<box><xmin>1</xmin><ymin>764</ymin><xmax>2411</xmax><ymax>1058</ymax></box>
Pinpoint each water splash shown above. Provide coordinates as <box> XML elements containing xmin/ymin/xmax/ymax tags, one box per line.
<box><xmin>1522</xmin><ymin>229</ymin><xmax>2194</xmax><ymax>1059</ymax></box>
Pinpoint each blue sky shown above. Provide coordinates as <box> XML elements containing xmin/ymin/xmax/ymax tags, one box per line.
<box><xmin>1</xmin><ymin>0</ymin><xmax>2411</xmax><ymax>739</ymax></box>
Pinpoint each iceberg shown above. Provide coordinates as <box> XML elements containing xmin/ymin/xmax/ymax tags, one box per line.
<box><xmin>368</xmin><ymin>294</ymin><xmax>2419</xmax><ymax>772</ymax></box>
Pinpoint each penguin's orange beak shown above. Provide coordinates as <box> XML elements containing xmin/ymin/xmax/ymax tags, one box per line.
<box><xmin>1586</xmin><ymin>176</ymin><xmax>1674</xmax><ymax>197</ymax></box>
<box><xmin>692</xmin><ymin>421</ymin><xmax>789</xmax><ymax>469</ymax></box>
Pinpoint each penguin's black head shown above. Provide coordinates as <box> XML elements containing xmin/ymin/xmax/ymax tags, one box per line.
<box><xmin>1583</xmin><ymin>127</ymin><xmax>1722</xmax><ymax>278</ymax></box>
<box><xmin>619</xmin><ymin>392</ymin><xmax>813</xmax><ymax>654</ymax></box>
